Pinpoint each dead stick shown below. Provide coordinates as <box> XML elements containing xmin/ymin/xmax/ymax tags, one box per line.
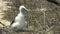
<box><xmin>0</xmin><ymin>22</ymin><xmax>6</xmax><ymax>27</ymax></box>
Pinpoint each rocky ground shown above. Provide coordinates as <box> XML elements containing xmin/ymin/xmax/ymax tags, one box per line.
<box><xmin>0</xmin><ymin>0</ymin><xmax>60</xmax><ymax>34</ymax></box>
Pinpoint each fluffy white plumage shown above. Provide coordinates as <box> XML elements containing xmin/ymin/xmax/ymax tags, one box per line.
<box><xmin>11</xmin><ymin>5</ymin><xmax>28</xmax><ymax>30</ymax></box>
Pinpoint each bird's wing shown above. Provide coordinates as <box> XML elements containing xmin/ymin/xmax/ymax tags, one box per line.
<box><xmin>10</xmin><ymin>19</ymin><xmax>15</xmax><ymax>25</ymax></box>
<box><xmin>10</xmin><ymin>15</ymin><xmax>17</xmax><ymax>25</ymax></box>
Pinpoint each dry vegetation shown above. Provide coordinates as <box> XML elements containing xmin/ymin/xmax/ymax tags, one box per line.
<box><xmin>0</xmin><ymin>0</ymin><xmax>60</xmax><ymax>34</ymax></box>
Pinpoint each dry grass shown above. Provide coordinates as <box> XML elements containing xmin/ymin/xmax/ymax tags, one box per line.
<box><xmin>0</xmin><ymin>0</ymin><xmax>60</xmax><ymax>34</ymax></box>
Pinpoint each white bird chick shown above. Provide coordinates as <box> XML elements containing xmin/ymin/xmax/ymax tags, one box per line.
<box><xmin>10</xmin><ymin>5</ymin><xmax>29</xmax><ymax>31</ymax></box>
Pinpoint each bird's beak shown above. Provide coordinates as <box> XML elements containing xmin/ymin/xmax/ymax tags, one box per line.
<box><xmin>27</xmin><ymin>9</ymin><xmax>30</xmax><ymax>11</ymax></box>
<box><xmin>25</xmin><ymin>8</ymin><xmax>30</xmax><ymax>11</ymax></box>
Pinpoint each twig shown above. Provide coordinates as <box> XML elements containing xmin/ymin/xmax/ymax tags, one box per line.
<box><xmin>0</xmin><ymin>22</ymin><xmax>6</xmax><ymax>27</ymax></box>
<box><xmin>44</xmin><ymin>11</ymin><xmax>45</xmax><ymax>25</ymax></box>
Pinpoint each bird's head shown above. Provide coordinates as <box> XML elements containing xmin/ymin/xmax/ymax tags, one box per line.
<box><xmin>19</xmin><ymin>5</ymin><xmax>29</xmax><ymax>14</ymax></box>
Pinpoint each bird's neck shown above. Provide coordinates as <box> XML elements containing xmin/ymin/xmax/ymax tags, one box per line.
<box><xmin>20</xmin><ymin>11</ymin><xmax>24</xmax><ymax>15</ymax></box>
<box><xmin>17</xmin><ymin>11</ymin><xmax>24</xmax><ymax>17</ymax></box>
<box><xmin>20</xmin><ymin>9</ymin><xmax>25</xmax><ymax>15</ymax></box>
